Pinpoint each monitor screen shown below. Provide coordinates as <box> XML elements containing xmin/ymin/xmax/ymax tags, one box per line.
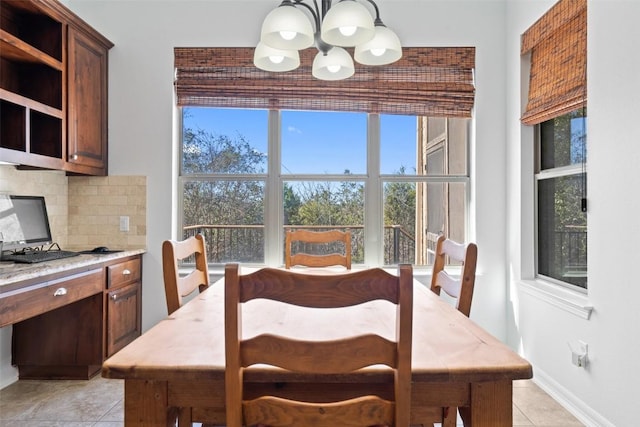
<box><xmin>0</xmin><ymin>195</ymin><xmax>53</xmax><ymax>252</ymax></box>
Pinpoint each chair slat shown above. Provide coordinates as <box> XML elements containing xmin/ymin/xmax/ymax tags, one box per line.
<box><xmin>239</xmin><ymin>267</ymin><xmax>400</xmax><ymax>306</ymax></box>
<box><xmin>289</xmin><ymin>253</ymin><xmax>348</xmax><ymax>268</ymax></box>
<box><xmin>285</xmin><ymin>229</ymin><xmax>352</xmax><ymax>269</ymax></box>
<box><xmin>243</xmin><ymin>395</ymin><xmax>394</xmax><ymax>427</ymax></box>
<box><xmin>241</xmin><ymin>334</ymin><xmax>397</xmax><ymax>372</ymax></box>
<box><xmin>436</xmin><ymin>270</ymin><xmax>462</xmax><ymax>299</ymax></box>
<box><xmin>177</xmin><ymin>269</ymin><xmax>209</xmax><ymax>298</ymax></box>
<box><xmin>441</xmin><ymin>238</ymin><xmax>468</xmax><ymax>262</ymax></box>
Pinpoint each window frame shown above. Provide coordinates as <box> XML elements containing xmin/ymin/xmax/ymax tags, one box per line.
<box><xmin>178</xmin><ymin>108</ymin><xmax>471</xmax><ymax>270</ymax></box>
<box><xmin>533</xmin><ymin>113</ymin><xmax>588</xmax><ymax>292</ymax></box>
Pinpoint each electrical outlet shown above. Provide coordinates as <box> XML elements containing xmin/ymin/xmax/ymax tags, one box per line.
<box><xmin>578</xmin><ymin>341</ymin><xmax>588</xmax><ymax>367</ymax></box>
<box><xmin>569</xmin><ymin>340</ymin><xmax>588</xmax><ymax>367</ymax></box>
<box><xmin>119</xmin><ymin>216</ymin><xmax>130</xmax><ymax>232</ymax></box>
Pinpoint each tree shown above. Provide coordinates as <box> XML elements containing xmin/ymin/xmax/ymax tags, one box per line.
<box><xmin>283</xmin><ymin>183</ymin><xmax>302</xmax><ymax>225</ymax></box>
<box><xmin>289</xmin><ymin>172</ymin><xmax>365</xmax><ymax>227</ymax></box>
<box><xmin>182</xmin><ymin>128</ymin><xmax>265</xmax><ymax>175</ymax></box>
<box><xmin>182</xmin><ymin>125</ymin><xmax>266</xmax><ymax>228</ymax></box>
<box><xmin>383</xmin><ymin>167</ymin><xmax>416</xmax><ymax>235</ymax></box>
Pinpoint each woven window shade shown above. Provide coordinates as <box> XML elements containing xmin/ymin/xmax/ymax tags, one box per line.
<box><xmin>521</xmin><ymin>0</ymin><xmax>586</xmax><ymax>125</ymax></box>
<box><xmin>174</xmin><ymin>47</ymin><xmax>475</xmax><ymax>117</ymax></box>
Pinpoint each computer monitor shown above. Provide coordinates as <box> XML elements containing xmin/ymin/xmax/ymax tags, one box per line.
<box><xmin>0</xmin><ymin>195</ymin><xmax>53</xmax><ymax>252</ymax></box>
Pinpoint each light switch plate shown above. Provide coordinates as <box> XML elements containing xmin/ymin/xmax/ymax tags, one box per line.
<box><xmin>119</xmin><ymin>216</ymin><xmax>129</xmax><ymax>232</ymax></box>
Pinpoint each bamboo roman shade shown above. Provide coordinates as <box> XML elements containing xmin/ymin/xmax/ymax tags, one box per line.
<box><xmin>174</xmin><ymin>47</ymin><xmax>475</xmax><ymax>117</ymax></box>
<box><xmin>521</xmin><ymin>0</ymin><xmax>586</xmax><ymax>125</ymax></box>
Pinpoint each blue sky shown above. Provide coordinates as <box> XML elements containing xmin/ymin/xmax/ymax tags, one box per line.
<box><xmin>184</xmin><ymin>108</ymin><xmax>417</xmax><ymax>175</ymax></box>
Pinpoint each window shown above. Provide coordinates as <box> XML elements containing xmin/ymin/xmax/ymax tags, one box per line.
<box><xmin>535</xmin><ymin>108</ymin><xmax>587</xmax><ymax>289</ymax></box>
<box><xmin>180</xmin><ymin>108</ymin><xmax>469</xmax><ymax>268</ymax></box>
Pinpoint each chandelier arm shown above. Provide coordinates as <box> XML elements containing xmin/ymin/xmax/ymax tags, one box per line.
<box><xmin>293</xmin><ymin>0</ymin><xmax>334</xmax><ymax>55</ymax></box>
<box><xmin>293</xmin><ymin>0</ymin><xmax>322</xmax><ymax>31</ymax></box>
<box><xmin>363</xmin><ymin>0</ymin><xmax>384</xmax><ymax>24</ymax></box>
<box><xmin>321</xmin><ymin>0</ymin><xmax>332</xmax><ymax>17</ymax></box>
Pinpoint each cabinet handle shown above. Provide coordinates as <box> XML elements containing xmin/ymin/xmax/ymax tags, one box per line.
<box><xmin>122</xmin><ymin>269</ymin><xmax>131</xmax><ymax>276</ymax></box>
<box><xmin>111</xmin><ymin>294</ymin><xmax>117</xmax><ymax>301</ymax></box>
<box><xmin>53</xmin><ymin>287</ymin><xmax>68</xmax><ymax>296</ymax></box>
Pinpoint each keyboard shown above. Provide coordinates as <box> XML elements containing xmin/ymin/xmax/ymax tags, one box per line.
<box><xmin>2</xmin><ymin>250</ymin><xmax>80</xmax><ymax>264</ymax></box>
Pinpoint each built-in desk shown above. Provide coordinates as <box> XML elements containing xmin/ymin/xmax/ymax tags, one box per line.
<box><xmin>0</xmin><ymin>250</ymin><xmax>144</xmax><ymax>379</ymax></box>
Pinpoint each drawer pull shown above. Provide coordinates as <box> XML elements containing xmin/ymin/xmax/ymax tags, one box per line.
<box><xmin>53</xmin><ymin>287</ymin><xmax>68</xmax><ymax>296</ymax></box>
<box><xmin>111</xmin><ymin>294</ymin><xmax>118</xmax><ymax>301</ymax></box>
<box><xmin>122</xmin><ymin>269</ymin><xmax>131</xmax><ymax>276</ymax></box>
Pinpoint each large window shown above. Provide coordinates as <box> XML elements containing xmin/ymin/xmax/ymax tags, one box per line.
<box><xmin>180</xmin><ymin>108</ymin><xmax>469</xmax><ymax>268</ymax></box>
<box><xmin>535</xmin><ymin>108</ymin><xmax>587</xmax><ymax>289</ymax></box>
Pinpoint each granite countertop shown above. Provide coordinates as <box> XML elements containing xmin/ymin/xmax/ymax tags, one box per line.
<box><xmin>0</xmin><ymin>249</ymin><xmax>146</xmax><ymax>288</ymax></box>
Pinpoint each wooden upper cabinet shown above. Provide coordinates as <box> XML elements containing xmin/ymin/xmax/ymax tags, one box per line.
<box><xmin>0</xmin><ymin>0</ymin><xmax>112</xmax><ymax>176</ymax></box>
<box><xmin>66</xmin><ymin>27</ymin><xmax>109</xmax><ymax>175</ymax></box>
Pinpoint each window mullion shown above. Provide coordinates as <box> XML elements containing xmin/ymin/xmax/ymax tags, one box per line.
<box><xmin>265</xmin><ymin>109</ymin><xmax>281</xmax><ymax>267</ymax></box>
<box><xmin>365</xmin><ymin>114</ymin><xmax>382</xmax><ymax>266</ymax></box>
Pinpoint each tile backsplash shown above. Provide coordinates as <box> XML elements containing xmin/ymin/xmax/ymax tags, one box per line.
<box><xmin>0</xmin><ymin>165</ymin><xmax>146</xmax><ymax>251</ymax></box>
<box><xmin>68</xmin><ymin>175</ymin><xmax>146</xmax><ymax>250</ymax></box>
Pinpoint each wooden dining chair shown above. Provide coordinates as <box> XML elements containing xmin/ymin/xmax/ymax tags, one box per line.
<box><xmin>162</xmin><ymin>234</ymin><xmax>210</xmax><ymax>315</ymax></box>
<box><xmin>430</xmin><ymin>234</ymin><xmax>478</xmax><ymax>317</ymax></box>
<box><xmin>162</xmin><ymin>234</ymin><xmax>217</xmax><ymax>426</ymax></box>
<box><xmin>224</xmin><ymin>263</ymin><xmax>413</xmax><ymax>427</ymax></box>
<box><xmin>425</xmin><ymin>234</ymin><xmax>478</xmax><ymax>427</ymax></box>
<box><xmin>284</xmin><ymin>229</ymin><xmax>352</xmax><ymax>269</ymax></box>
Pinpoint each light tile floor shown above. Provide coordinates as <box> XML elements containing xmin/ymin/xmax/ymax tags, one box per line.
<box><xmin>0</xmin><ymin>376</ymin><xmax>584</xmax><ymax>426</ymax></box>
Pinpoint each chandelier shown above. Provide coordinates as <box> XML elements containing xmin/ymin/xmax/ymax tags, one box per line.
<box><xmin>254</xmin><ymin>0</ymin><xmax>402</xmax><ymax>81</ymax></box>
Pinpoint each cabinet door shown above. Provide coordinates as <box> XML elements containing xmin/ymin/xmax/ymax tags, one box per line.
<box><xmin>106</xmin><ymin>281</ymin><xmax>141</xmax><ymax>357</ymax></box>
<box><xmin>67</xmin><ymin>27</ymin><xmax>108</xmax><ymax>175</ymax></box>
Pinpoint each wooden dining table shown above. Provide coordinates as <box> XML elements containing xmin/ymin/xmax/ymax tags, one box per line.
<box><xmin>102</xmin><ymin>270</ymin><xmax>532</xmax><ymax>426</ymax></box>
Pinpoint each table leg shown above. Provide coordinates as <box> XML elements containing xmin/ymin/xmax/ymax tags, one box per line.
<box><xmin>463</xmin><ymin>380</ymin><xmax>512</xmax><ymax>427</ymax></box>
<box><xmin>124</xmin><ymin>379</ymin><xmax>170</xmax><ymax>426</ymax></box>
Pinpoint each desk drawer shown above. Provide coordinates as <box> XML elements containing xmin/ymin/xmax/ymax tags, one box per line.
<box><xmin>0</xmin><ymin>269</ymin><xmax>103</xmax><ymax>327</ymax></box>
<box><xmin>107</xmin><ymin>257</ymin><xmax>141</xmax><ymax>289</ymax></box>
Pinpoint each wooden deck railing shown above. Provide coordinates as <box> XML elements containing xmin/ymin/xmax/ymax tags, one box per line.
<box><xmin>183</xmin><ymin>224</ymin><xmax>415</xmax><ymax>265</ymax></box>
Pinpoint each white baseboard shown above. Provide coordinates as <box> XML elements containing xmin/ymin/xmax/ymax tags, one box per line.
<box><xmin>532</xmin><ymin>366</ymin><xmax>614</xmax><ymax>427</ymax></box>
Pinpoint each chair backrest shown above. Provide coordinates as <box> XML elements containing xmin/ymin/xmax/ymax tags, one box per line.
<box><xmin>430</xmin><ymin>235</ymin><xmax>478</xmax><ymax>317</ymax></box>
<box><xmin>225</xmin><ymin>263</ymin><xmax>413</xmax><ymax>427</ymax></box>
<box><xmin>285</xmin><ymin>229</ymin><xmax>352</xmax><ymax>269</ymax></box>
<box><xmin>162</xmin><ymin>234</ymin><xmax>210</xmax><ymax>315</ymax></box>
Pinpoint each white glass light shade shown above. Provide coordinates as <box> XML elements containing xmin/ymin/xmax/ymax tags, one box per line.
<box><xmin>354</xmin><ymin>25</ymin><xmax>402</xmax><ymax>65</ymax></box>
<box><xmin>254</xmin><ymin>42</ymin><xmax>300</xmax><ymax>72</ymax></box>
<box><xmin>312</xmin><ymin>47</ymin><xmax>355</xmax><ymax>80</ymax></box>
<box><xmin>321</xmin><ymin>0</ymin><xmax>375</xmax><ymax>47</ymax></box>
<box><xmin>261</xmin><ymin>4</ymin><xmax>314</xmax><ymax>50</ymax></box>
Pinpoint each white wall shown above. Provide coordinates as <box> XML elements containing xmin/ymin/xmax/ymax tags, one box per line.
<box><xmin>505</xmin><ymin>1</ymin><xmax>640</xmax><ymax>426</ymax></box>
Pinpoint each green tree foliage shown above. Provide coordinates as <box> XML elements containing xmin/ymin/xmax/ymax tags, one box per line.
<box><xmin>383</xmin><ymin>167</ymin><xmax>416</xmax><ymax>235</ymax></box>
<box><xmin>292</xmin><ymin>177</ymin><xmax>364</xmax><ymax>227</ymax></box>
<box><xmin>283</xmin><ymin>183</ymin><xmax>302</xmax><ymax>225</ymax></box>
<box><xmin>183</xmin><ymin>127</ymin><xmax>265</xmax><ymax>175</ymax></box>
<box><xmin>182</xmin><ymin>126</ymin><xmax>265</xmax><ymax>227</ymax></box>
